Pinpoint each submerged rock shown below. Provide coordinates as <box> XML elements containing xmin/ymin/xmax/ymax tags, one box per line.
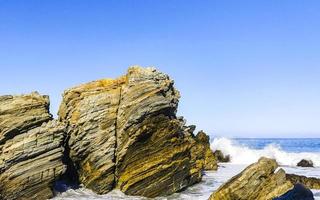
<box><xmin>0</xmin><ymin>92</ymin><xmax>66</xmax><ymax>200</ymax></box>
<box><xmin>274</xmin><ymin>183</ymin><xmax>314</xmax><ymax>200</ymax></box>
<box><xmin>209</xmin><ymin>157</ymin><xmax>293</xmax><ymax>200</ymax></box>
<box><xmin>286</xmin><ymin>174</ymin><xmax>320</xmax><ymax>190</ymax></box>
<box><xmin>59</xmin><ymin>66</ymin><xmax>209</xmax><ymax>197</ymax></box>
<box><xmin>213</xmin><ymin>150</ymin><xmax>230</xmax><ymax>163</ymax></box>
<box><xmin>297</xmin><ymin>159</ymin><xmax>314</xmax><ymax>168</ymax></box>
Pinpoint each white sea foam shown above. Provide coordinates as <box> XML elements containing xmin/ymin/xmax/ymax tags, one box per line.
<box><xmin>211</xmin><ymin>137</ymin><xmax>320</xmax><ymax>167</ymax></box>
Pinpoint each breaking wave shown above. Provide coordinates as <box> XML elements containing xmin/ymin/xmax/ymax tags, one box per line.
<box><xmin>211</xmin><ymin>137</ymin><xmax>320</xmax><ymax>167</ymax></box>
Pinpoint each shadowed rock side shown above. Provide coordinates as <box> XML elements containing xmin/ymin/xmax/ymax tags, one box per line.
<box><xmin>0</xmin><ymin>92</ymin><xmax>66</xmax><ymax>200</ymax></box>
<box><xmin>209</xmin><ymin>157</ymin><xmax>293</xmax><ymax>200</ymax></box>
<box><xmin>59</xmin><ymin>66</ymin><xmax>212</xmax><ymax>197</ymax></box>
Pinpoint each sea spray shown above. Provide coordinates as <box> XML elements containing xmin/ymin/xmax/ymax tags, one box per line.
<box><xmin>211</xmin><ymin>137</ymin><xmax>320</xmax><ymax>167</ymax></box>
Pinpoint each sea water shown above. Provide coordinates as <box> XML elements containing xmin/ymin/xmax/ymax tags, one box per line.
<box><xmin>53</xmin><ymin>138</ymin><xmax>320</xmax><ymax>200</ymax></box>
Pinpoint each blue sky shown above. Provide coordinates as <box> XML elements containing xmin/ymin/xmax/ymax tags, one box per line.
<box><xmin>0</xmin><ymin>0</ymin><xmax>319</xmax><ymax>138</ymax></box>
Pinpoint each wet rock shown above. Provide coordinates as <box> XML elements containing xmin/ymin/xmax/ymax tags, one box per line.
<box><xmin>59</xmin><ymin>66</ymin><xmax>207</xmax><ymax>197</ymax></box>
<box><xmin>0</xmin><ymin>92</ymin><xmax>66</xmax><ymax>200</ymax></box>
<box><xmin>209</xmin><ymin>157</ymin><xmax>293</xmax><ymax>200</ymax></box>
<box><xmin>274</xmin><ymin>183</ymin><xmax>314</xmax><ymax>200</ymax></box>
<box><xmin>297</xmin><ymin>159</ymin><xmax>314</xmax><ymax>167</ymax></box>
<box><xmin>213</xmin><ymin>150</ymin><xmax>230</xmax><ymax>163</ymax></box>
<box><xmin>286</xmin><ymin>174</ymin><xmax>320</xmax><ymax>190</ymax></box>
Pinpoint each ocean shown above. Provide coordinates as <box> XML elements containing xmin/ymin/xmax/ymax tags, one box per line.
<box><xmin>53</xmin><ymin>138</ymin><xmax>320</xmax><ymax>200</ymax></box>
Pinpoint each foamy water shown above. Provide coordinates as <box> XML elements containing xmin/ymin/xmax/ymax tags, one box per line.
<box><xmin>211</xmin><ymin>137</ymin><xmax>320</xmax><ymax>167</ymax></box>
<box><xmin>53</xmin><ymin>138</ymin><xmax>320</xmax><ymax>199</ymax></box>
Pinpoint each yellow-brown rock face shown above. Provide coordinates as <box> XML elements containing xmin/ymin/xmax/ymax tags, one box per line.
<box><xmin>0</xmin><ymin>92</ymin><xmax>66</xmax><ymax>200</ymax></box>
<box><xmin>209</xmin><ymin>157</ymin><xmax>293</xmax><ymax>200</ymax></box>
<box><xmin>58</xmin><ymin>66</ymin><xmax>209</xmax><ymax>197</ymax></box>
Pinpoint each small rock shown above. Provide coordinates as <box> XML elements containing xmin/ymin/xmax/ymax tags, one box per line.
<box><xmin>297</xmin><ymin>159</ymin><xmax>314</xmax><ymax>167</ymax></box>
<box><xmin>213</xmin><ymin>150</ymin><xmax>230</xmax><ymax>162</ymax></box>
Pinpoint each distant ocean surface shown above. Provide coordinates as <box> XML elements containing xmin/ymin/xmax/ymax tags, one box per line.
<box><xmin>53</xmin><ymin>138</ymin><xmax>320</xmax><ymax>200</ymax></box>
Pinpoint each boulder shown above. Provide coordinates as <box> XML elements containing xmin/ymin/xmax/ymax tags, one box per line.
<box><xmin>274</xmin><ymin>183</ymin><xmax>314</xmax><ymax>200</ymax></box>
<box><xmin>209</xmin><ymin>157</ymin><xmax>293</xmax><ymax>200</ymax></box>
<box><xmin>213</xmin><ymin>150</ymin><xmax>230</xmax><ymax>163</ymax></box>
<box><xmin>0</xmin><ymin>92</ymin><xmax>66</xmax><ymax>200</ymax></box>
<box><xmin>297</xmin><ymin>159</ymin><xmax>314</xmax><ymax>167</ymax></box>
<box><xmin>286</xmin><ymin>174</ymin><xmax>320</xmax><ymax>190</ymax></box>
<box><xmin>58</xmin><ymin>66</ymin><xmax>207</xmax><ymax>197</ymax></box>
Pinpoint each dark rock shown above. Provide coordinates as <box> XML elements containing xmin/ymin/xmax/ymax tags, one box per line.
<box><xmin>214</xmin><ymin>150</ymin><xmax>231</xmax><ymax>162</ymax></box>
<box><xmin>273</xmin><ymin>183</ymin><xmax>314</xmax><ymax>200</ymax></box>
<box><xmin>297</xmin><ymin>159</ymin><xmax>314</xmax><ymax>167</ymax></box>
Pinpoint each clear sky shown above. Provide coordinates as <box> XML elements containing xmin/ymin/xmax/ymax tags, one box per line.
<box><xmin>0</xmin><ymin>0</ymin><xmax>319</xmax><ymax>138</ymax></box>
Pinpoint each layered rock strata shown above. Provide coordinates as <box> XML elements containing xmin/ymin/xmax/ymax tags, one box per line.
<box><xmin>287</xmin><ymin>174</ymin><xmax>320</xmax><ymax>190</ymax></box>
<box><xmin>58</xmin><ymin>66</ymin><xmax>211</xmax><ymax>197</ymax></box>
<box><xmin>192</xmin><ymin>130</ymin><xmax>217</xmax><ymax>170</ymax></box>
<box><xmin>209</xmin><ymin>157</ymin><xmax>293</xmax><ymax>200</ymax></box>
<box><xmin>0</xmin><ymin>92</ymin><xmax>66</xmax><ymax>200</ymax></box>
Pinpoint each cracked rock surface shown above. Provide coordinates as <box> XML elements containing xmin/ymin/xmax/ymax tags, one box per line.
<box><xmin>0</xmin><ymin>92</ymin><xmax>66</xmax><ymax>200</ymax></box>
<box><xmin>59</xmin><ymin>66</ymin><xmax>213</xmax><ymax>197</ymax></box>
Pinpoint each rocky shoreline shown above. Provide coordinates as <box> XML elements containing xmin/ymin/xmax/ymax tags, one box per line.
<box><xmin>0</xmin><ymin>66</ymin><xmax>318</xmax><ymax>200</ymax></box>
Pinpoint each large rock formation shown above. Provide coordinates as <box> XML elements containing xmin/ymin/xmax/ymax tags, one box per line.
<box><xmin>209</xmin><ymin>157</ymin><xmax>293</xmax><ymax>200</ymax></box>
<box><xmin>58</xmin><ymin>66</ymin><xmax>211</xmax><ymax>197</ymax></box>
<box><xmin>0</xmin><ymin>92</ymin><xmax>66</xmax><ymax>200</ymax></box>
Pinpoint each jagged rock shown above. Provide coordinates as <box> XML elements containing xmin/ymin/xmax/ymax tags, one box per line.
<box><xmin>274</xmin><ymin>184</ymin><xmax>314</xmax><ymax>200</ymax></box>
<box><xmin>209</xmin><ymin>157</ymin><xmax>293</xmax><ymax>200</ymax></box>
<box><xmin>0</xmin><ymin>92</ymin><xmax>66</xmax><ymax>200</ymax></box>
<box><xmin>59</xmin><ymin>66</ymin><xmax>206</xmax><ymax>197</ymax></box>
<box><xmin>297</xmin><ymin>159</ymin><xmax>314</xmax><ymax>167</ymax></box>
<box><xmin>194</xmin><ymin>131</ymin><xmax>217</xmax><ymax>170</ymax></box>
<box><xmin>286</xmin><ymin>174</ymin><xmax>320</xmax><ymax>190</ymax></box>
<box><xmin>0</xmin><ymin>92</ymin><xmax>52</xmax><ymax>144</ymax></box>
<box><xmin>58</xmin><ymin>76</ymin><xmax>125</xmax><ymax>194</ymax></box>
<box><xmin>213</xmin><ymin>150</ymin><xmax>230</xmax><ymax>163</ymax></box>
<box><xmin>185</xmin><ymin>130</ymin><xmax>218</xmax><ymax>186</ymax></box>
